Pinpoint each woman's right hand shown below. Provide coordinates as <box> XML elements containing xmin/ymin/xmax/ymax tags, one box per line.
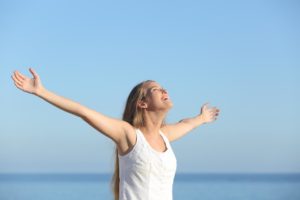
<box><xmin>11</xmin><ymin>68</ymin><xmax>44</xmax><ymax>95</ymax></box>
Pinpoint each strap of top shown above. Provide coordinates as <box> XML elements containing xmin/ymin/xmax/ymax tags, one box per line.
<box><xmin>159</xmin><ymin>130</ymin><xmax>171</xmax><ymax>149</ymax></box>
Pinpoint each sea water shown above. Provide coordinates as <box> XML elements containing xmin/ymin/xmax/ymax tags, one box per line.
<box><xmin>0</xmin><ymin>173</ymin><xmax>300</xmax><ymax>200</ymax></box>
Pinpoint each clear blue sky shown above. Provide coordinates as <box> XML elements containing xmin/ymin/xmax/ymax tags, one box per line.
<box><xmin>1</xmin><ymin>0</ymin><xmax>299</xmax><ymax>174</ymax></box>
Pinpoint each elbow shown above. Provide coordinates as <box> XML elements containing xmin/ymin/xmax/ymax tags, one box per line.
<box><xmin>76</xmin><ymin>106</ymin><xmax>89</xmax><ymax>119</ymax></box>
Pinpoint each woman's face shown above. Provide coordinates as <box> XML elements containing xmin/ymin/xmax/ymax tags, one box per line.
<box><xmin>142</xmin><ymin>81</ymin><xmax>173</xmax><ymax>111</ymax></box>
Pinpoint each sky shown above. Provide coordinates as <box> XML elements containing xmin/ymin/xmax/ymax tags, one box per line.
<box><xmin>0</xmin><ymin>0</ymin><xmax>299</xmax><ymax>174</ymax></box>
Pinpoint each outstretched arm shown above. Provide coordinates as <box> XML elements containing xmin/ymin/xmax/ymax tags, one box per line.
<box><xmin>11</xmin><ymin>68</ymin><xmax>131</xmax><ymax>144</ymax></box>
<box><xmin>162</xmin><ymin>103</ymin><xmax>220</xmax><ymax>142</ymax></box>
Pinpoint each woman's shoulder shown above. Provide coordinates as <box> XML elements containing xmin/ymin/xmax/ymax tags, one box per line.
<box><xmin>160</xmin><ymin>125</ymin><xmax>172</xmax><ymax>140</ymax></box>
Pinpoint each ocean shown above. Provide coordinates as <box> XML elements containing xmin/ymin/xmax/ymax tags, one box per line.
<box><xmin>0</xmin><ymin>173</ymin><xmax>300</xmax><ymax>200</ymax></box>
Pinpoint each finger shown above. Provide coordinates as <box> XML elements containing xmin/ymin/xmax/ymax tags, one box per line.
<box><xmin>11</xmin><ymin>74</ymin><xmax>23</xmax><ymax>86</ymax></box>
<box><xmin>213</xmin><ymin>109</ymin><xmax>219</xmax><ymax>113</ymax></box>
<box><xmin>12</xmin><ymin>74</ymin><xmax>23</xmax><ymax>86</ymax></box>
<box><xmin>13</xmin><ymin>72</ymin><xmax>24</xmax><ymax>83</ymax></box>
<box><xmin>211</xmin><ymin>108</ymin><xmax>220</xmax><ymax>114</ymax></box>
<box><xmin>29</xmin><ymin>68</ymin><xmax>39</xmax><ymax>79</ymax></box>
<box><xmin>211</xmin><ymin>111</ymin><xmax>218</xmax><ymax>116</ymax></box>
<box><xmin>15</xmin><ymin>71</ymin><xmax>25</xmax><ymax>80</ymax></box>
<box><xmin>209</xmin><ymin>109</ymin><xmax>217</xmax><ymax>114</ymax></box>
<box><xmin>14</xmin><ymin>81</ymin><xmax>23</xmax><ymax>90</ymax></box>
<box><xmin>211</xmin><ymin>107</ymin><xmax>219</xmax><ymax>112</ymax></box>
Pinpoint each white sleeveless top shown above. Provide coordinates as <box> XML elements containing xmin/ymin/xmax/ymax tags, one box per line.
<box><xmin>118</xmin><ymin>128</ymin><xmax>177</xmax><ymax>200</ymax></box>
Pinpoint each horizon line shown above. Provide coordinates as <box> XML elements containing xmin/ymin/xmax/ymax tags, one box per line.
<box><xmin>1</xmin><ymin>172</ymin><xmax>300</xmax><ymax>174</ymax></box>
<box><xmin>1</xmin><ymin>173</ymin><xmax>300</xmax><ymax>182</ymax></box>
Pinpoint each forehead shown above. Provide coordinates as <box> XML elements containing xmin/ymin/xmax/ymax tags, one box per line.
<box><xmin>145</xmin><ymin>81</ymin><xmax>162</xmax><ymax>89</ymax></box>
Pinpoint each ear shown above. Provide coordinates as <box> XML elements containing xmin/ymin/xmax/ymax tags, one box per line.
<box><xmin>137</xmin><ymin>100</ymin><xmax>148</xmax><ymax>109</ymax></box>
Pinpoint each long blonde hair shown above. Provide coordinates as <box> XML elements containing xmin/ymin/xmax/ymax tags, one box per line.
<box><xmin>111</xmin><ymin>80</ymin><xmax>154</xmax><ymax>200</ymax></box>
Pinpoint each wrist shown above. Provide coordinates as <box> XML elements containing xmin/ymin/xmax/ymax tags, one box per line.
<box><xmin>34</xmin><ymin>86</ymin><xmax>46</xmax><ymax>97</ymax></box>
<box><xmin>197</xmin><ymin>114</ymin><xmax>206</xmax><ymax>125</ymax></box>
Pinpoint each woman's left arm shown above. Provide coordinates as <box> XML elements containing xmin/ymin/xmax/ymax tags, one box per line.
<box><xmin>162</xmin><ymin>103</ymin><xmax>220</xmax><ymax>142</ymax></box>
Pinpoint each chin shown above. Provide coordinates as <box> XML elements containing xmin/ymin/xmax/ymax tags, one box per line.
<box><xmin>166</xmin><ymin>101</ymin><xmax>174</xmax><ymax>109</ymax></box>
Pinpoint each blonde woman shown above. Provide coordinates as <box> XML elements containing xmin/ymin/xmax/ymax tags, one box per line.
<box><xmin>12</xmin><ymin>68</ymin><xmax>220</xmax><ymax>200</ymax></box>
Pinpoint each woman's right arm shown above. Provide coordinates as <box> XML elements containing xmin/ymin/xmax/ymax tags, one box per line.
<box><xmin>11</xmin><ymin>68</ymin><xmax>132</xmax><ymax>144</ymax></box>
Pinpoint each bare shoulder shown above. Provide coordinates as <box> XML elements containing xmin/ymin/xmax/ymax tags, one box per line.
<box><xmin>161</xmin><ymin>121</ymin><xmax>194</xmax><ymax>142</ymax></box>
<box><xmin>161</xmin><ymin>125</ymin><xmax>173</xmax><ymax>141</ymax></box>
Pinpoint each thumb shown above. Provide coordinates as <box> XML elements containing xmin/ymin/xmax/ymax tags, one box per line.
<box><xmin>29</xmin><ymin>68</ymin><xmax>39</xmax><ymax>79</ymax></box>
<box><xmin>201</xmin><ymin>102</ymin><xmax>210</xmax><ymax>112</ymax></box>
<box><xmin>203</xmin><ymin>102</ymin><xmax>210</xmax><ymax>108</ymax></box>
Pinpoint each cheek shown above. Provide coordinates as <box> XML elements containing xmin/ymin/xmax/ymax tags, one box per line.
<box><xmin>147</xmin><ymin>93</ymin><xmax>159</xmax><ymax>101</ymax></box>
<box><xmin>146</xmin><ymin>95</ymin><xmax>161</xmax><ymax>107</ymax></box>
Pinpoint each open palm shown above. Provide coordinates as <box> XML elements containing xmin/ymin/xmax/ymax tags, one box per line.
<box><xmin>200</xmin><ymin>103</ymin><xmax>220</xmax><ymax>123</ymax></box>
<box><xmin>11</xmin><ymin>68</ymin><xmax>43</xmax><ymax>94</ymax></box>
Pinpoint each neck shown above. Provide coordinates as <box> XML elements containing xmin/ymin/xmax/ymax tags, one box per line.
<box><xmin>140</xmin><ymin>110</ymin><xmax>166</xmax><ymax>136</ymax></box>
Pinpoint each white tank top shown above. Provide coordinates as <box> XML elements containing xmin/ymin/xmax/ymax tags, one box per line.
<box><xmin>118</xmin><ymin>128</ymin><xmax>177</xmax><ymax>200</ymax></box>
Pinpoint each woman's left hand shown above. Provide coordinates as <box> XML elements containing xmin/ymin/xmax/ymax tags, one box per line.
<box><xmin>200</xmin><ymin>103</ymin><xmax>220</xmax><ymax>124</ymax></box>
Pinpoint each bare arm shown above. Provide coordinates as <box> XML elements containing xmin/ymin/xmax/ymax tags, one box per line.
<box><xmin>11</xmin><ymin>68</ymin><xmax>131</xmax><ymax>144</ymax></box>
<box><xmin>162</xmin><ymin>103</ymin><xmax>220</xmax><ymax>142</ymax></box>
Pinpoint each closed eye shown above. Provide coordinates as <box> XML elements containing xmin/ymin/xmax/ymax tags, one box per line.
<box><xmin>149</xmin><ymin>86</ymin><xmax>167</xmax><ymax>94</ymax></box>
<box><xmin>151</xmin><ymin>87</ymin><xmax>159</xmax><ymax>92</ymax></box>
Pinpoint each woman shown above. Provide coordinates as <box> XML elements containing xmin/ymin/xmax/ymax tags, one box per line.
<box><xmin>11</xmin><ymin>68</ymin><xmax>220</xmax><ymax>200</ymax></box>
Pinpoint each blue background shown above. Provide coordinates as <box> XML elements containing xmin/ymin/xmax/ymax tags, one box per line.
<box><xmin>1</xmin><ymin>0</ymin><xmax>299</xmax><ymax>174</ymax></box>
